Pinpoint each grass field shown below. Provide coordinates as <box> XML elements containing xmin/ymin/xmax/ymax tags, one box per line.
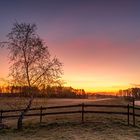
<box><xmin>0</xmin><ymin>97</ymin><xmax>140</xmax><ymax>140</ymax></box>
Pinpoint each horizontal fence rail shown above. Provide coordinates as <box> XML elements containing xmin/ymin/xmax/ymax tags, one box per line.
<box><xmin>0</xmin><ymin>103</ymin><xmax>140</xmax><ymax>127</ymax></box>
<box><xmin>130</xmin><ymin>106</ymin><xmax>140</xmax><ymax>110</ymax></box>
<box><xmin>84</xmin><ymin>104</ymin><xmax>128</xmax><ymax>108</ymax></box>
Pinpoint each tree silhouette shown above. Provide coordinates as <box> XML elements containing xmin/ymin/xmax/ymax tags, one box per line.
<box><xmin>2</xmin><ymin>22</ymin><xmax>62</xmax><ymax>129</ymax></box>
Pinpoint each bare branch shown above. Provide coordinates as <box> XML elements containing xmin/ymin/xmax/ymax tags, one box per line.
<box><xmin>6</xmin><ymin>22</ymin><xmax>62</xmax><ymax>91</ymax></box>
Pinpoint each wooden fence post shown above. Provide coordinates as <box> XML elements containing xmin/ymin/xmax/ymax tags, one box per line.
<box><xmin>40</xmin><ymin>106</ymin><xmax>43</xmax><ymax>123</ymax></box>
<box><xmin>127</xmin><ymin>104</ymin><xmax>129</xmax><ymax>126</ymax></box>
<box><xmin>132</xmin><ymin>98</ymin><xmax>135</xmax><ymax>126</ymax></box>
<box><xmin>0</xmin><ymin>110</ymin><xmax>3</xmax><ymax>124</ymax></box>
<box><xmin>82</xmin><ymin>103</ymin><xmax>84</xmax><ymax>123</ymax></box>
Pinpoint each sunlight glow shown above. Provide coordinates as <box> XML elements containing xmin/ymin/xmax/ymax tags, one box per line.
<box><xmin>63</xmin><ymin>75</ymin><xmax>131</xmax><ymax>92</ymax></box>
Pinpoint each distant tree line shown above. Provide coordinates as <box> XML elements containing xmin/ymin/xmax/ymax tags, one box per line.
<box><xmin>0</xmin><ymin>85</ymin><xmax>88</xmax><ymax>98</ymax></box>
<box><xmin>117</xmin><ymin>87</ymin><xmax>140</xmax><ymax>100</ymax></box>
<box><xmin>88</xmin><ymin>93</ymin><xmax>116</xmax><ymax>99</ymax></box>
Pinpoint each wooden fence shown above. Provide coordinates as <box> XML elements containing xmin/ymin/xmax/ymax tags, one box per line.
<box><xmin>0</xmin><ymin>103</ymin><xmax>140</xmax><ymax>128</ymax></box>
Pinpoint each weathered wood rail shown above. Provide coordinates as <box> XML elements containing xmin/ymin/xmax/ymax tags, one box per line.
<box><xmin>0</xmin><ymin>103</ymin><xmax>140</xmax><ymax>129</ymax></box>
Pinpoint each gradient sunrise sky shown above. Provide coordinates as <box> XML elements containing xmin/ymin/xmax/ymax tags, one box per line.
<box><xmin>0</xmin><ymin>0</ymin><xmax>140</xmax><ymax>92</ymax></box>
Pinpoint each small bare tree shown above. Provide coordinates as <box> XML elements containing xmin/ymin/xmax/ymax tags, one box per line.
<box><xmin>1</xmin><ymin>22</ymin><xmax>62</xmax><ymax>129</ymax></box>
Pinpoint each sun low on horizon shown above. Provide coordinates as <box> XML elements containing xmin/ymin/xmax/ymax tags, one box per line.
<box><xmin>1</xmin><ymin>0</ymin><xmax>140</xmax><ymax>93</ymax></box>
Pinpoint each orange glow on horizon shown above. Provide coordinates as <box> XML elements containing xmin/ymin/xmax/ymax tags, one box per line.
<box><xmin>1</xmin><ymin>30</ymin><xmax>140</xmax><ymax>93</ymax></box>
<box><xmin>63</xmin><ymin>75</ymin><xmax>131</xmax><ymax>93</ymax></box>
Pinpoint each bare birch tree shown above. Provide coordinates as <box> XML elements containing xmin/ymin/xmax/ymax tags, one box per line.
<box><xmin>2</xmin><ymin>22</ymin><xmax>62</xmax><ymax>129</ymax></box>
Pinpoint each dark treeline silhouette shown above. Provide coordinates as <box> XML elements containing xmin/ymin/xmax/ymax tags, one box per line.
<box><xmin>0</xmin><ymin>85</ymin><xmax>88</xmax><ymax>98</ymax></box>
<box><xmin>88</xmin><ymin>93</ymin><xmax>116</xmax><ymax>99</ymax></box>
<box><xmin>117</xmin><ymin>87</ymin><xmax>140</xmax><ymax>100</ymax></box>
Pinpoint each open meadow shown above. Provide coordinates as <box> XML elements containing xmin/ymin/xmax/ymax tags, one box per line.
<box><xmin>0</xmin><ymin>97</ymin><xmax>140</xmax><ymax>140</ymax></box>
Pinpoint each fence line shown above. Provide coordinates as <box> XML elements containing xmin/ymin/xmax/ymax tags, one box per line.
<box><xmin>0</xmin><ymin>103</ymin><xmax>140</xmax><ymax>128</ymax></box>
